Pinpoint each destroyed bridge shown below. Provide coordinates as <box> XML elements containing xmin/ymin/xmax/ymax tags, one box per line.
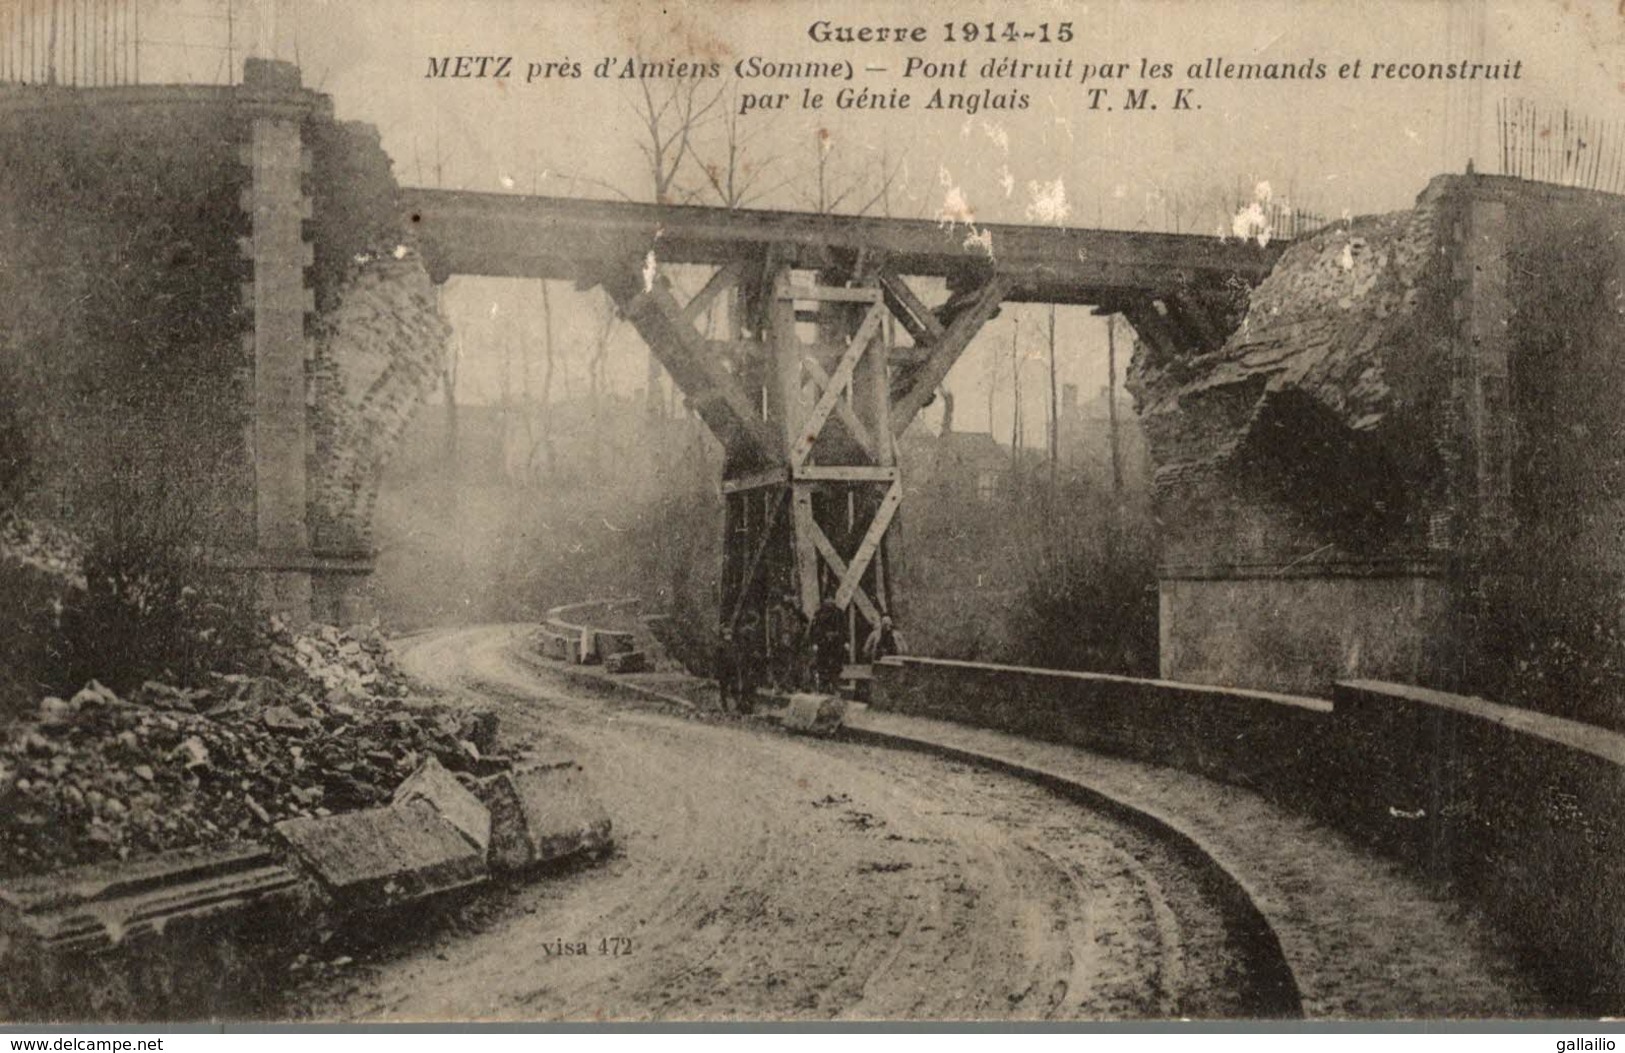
<box><xmin>402</xmin><ymin>187</ymin><xmax>1281</xmax><ymax>639</ymax></box>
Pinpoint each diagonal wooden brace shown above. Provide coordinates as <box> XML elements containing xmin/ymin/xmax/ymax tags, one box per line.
<box><xmin>602</xmin><ymin>266</ymin><xmax>779</xmax><ymax>464</ymax></box>
<box><xmin>728</xmin><ymin>488</ymin><xmax>789</xmax><ymax>631</ymax></box>
<box><xmin>804</xmin><ymin>514</ymin><xmax>882</xmax><ymax>625</ymax></box>
<box><xmin>1168</xmin><ymin>291</ymin><xmax>1230</xmax><ymax>353</ymax></box>
<box><xmin>681</xmin><ymin>263</ymin><xmax>741</xmax><ymax>328</ymax></box>
<box><xmin>789</xmin><ymin>301</ymin><xmax>885</xmax><ymax>467</ymax></box>
<box><xmin>832</xmin><ymin>478</ymin><xmax>902</xmax><ymax>613</ymax></box>
<box><xmin>877</xmin><ymin>270</ymin><xmax>944</xmax><ymax>346</ymax></box>
<box><xmin>890</xmin><ymin>274</ymin><xmax>1010</xmax><ymax>437</ymax></box>
<box><xmin>802</xmin><ymin>358</ymin><xmax>876</xmax><ymax>461</ymax></box>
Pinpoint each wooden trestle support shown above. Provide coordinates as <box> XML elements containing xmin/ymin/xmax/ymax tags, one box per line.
<box><xmin>601</xmin><ymin>254</ymin><xmax>1007</xmax><ymax>663</ymax></box>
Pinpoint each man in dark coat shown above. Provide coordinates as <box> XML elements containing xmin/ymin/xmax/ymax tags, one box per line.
<box><xmin>714</xmin><ymin>624</ymin><xmax>737</xmax><ymax>711</ymax></box>
<box><xmin>734</xmin><ymin>609</ymin><xmax>765</xmax><ymax>713</ymax></box>
<box><xmin>809</xmin><ymin>598</ymin><xmax>847</xmax><ymax>693</ymax></box>
<box><xmin>768</xmin><ymin>595</ymin><xmax>808</xmax><ymax>693</ymax></box>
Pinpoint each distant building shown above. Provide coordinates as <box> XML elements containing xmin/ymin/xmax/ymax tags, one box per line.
<box><xmin>899</xmin><ymin>430</ymin><xmax>1009</xmax><ymax>506</ymax></box>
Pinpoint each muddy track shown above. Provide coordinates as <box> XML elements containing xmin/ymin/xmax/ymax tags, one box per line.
<box><xmin>294</xmin><ymin>625</ymin><xmax>1299</xmax><ymax>1022</ymax></box>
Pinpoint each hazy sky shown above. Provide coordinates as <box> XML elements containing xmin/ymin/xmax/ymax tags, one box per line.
<box><xmin>130</xmin><ymin>0</ymin><xmax>1625</xmax><ymax>436</ymax></box>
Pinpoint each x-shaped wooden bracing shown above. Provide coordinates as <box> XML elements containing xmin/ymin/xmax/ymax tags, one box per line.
<box><xmin>802</xmin><ymin>475</ymin><xmax>903</xmax><ymax>623</ymax></box>
<box><xmin>787</xmin><ymin>285</ymin><xmax>885</xmax><ymax>468</ymax></box>
<box><xmin>606</xmin><ymin>259</ymin><xmax>1004</xmax><ymax>619</ymax></box>
<box><xmin>775</xmin><ymin>279</ymin><xmax>899</xmax><ymax>621</ymax></box>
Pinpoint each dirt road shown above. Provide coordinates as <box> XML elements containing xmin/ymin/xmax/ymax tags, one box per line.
<box><xmin>297</xmin><ymin>625</ymin><xmax>1293</xmax><ymax>1022</ymax></box>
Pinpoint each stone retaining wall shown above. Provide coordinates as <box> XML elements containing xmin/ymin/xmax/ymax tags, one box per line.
<box><xmin>871</xmin><ymin>656</ymin><xmax>1332</xmax><ymax>797</ymax></box>
<box><xmin>0</xmin><ymin>65</ymin><xmax>449</xmax><ymax>623</ymax></box>
<box><xmin>1330</xmin><ymin>680</ymin><xmax>1625</xmax><ymax>1010</ymax></box>
<box><xmin>872</xmin><ymin>656</ymin><xmax>1625</xmax><ymax>1011</ymax></box>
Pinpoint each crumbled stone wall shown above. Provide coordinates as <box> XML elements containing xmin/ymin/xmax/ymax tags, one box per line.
<box><xmin>1131</xmin><ymin>179</ymin><xmax>1462</xmax><ymax>577</ymax></box>
<box><xmin>1130</xmin><ymin>178</ymin><xmax>1475</xmax><ymax>694</ymax></box>
<box><xmin>1136</xmin><ymin>174</ymin><xmax>1625</xmax><ymax>718</ymax></box>
<box><xmin>303</xmin><ymin>115</ymin><xmax>451</xmax><ymax>564</ymax></box>
<box><xmin>307</xmin><ymin>255</ymin><xmax>450</xmax><ymax>557</ymax></box>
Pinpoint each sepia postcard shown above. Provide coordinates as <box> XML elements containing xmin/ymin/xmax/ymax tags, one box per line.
<box><xmin>0</xmin><ymin>0</ymin><xmax>1622</xmax><ymax>1030</ymax></box>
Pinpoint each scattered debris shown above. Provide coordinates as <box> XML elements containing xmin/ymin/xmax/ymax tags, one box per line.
<box><xmin>781</xmin><ymin>693</ymin><xmax>847</xmax><ymax>736</ymax></box>
<box><xmin>0</xmin><ymin>623</ymin><xmax>504</xmax><ymax>879</ymax></box>
<box><xmin>856</xmin><ymin>861</ymin><xmax>913</xmax><ymax>874</ymax></box>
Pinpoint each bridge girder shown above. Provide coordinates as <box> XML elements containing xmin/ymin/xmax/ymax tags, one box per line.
<box><xmin>403</xmin><ymin>188</ymin><xmax>1282</xmax><ymax>304</ymax></box>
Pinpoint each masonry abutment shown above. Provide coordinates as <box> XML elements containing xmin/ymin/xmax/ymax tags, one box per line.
<box><xmin>1132</xmin><ymin>173</ymin><xmax>1625</xmax><ymax>715</ymax></box>
<box><xmin>240</xmin><ymin>59</ymin><xmax>320</xmax><ymax>621</ymax></box>
<box><xmin>0</xmin><ymin>61</ymin><xmax>450</xmax><ymax>625</ymax></box>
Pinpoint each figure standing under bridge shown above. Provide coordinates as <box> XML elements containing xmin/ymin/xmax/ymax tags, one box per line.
<box><xmin>714</xmin><ymin>624</ymin><xmax>738</xmax><ymax>711</ymax></box>
<box><xmin>733</xmin><ymin>609</ymin><xmax>765</xmax><ymax>714</ymax></box>
<box><xmin>863</xmin><ymin>614</ymin><xmax>907</xmax><ymax>664</ymax></box>
<box><xmin>810</xmin><ymin>598</ymin><xmax>848</xmax><ymax>694</ymax></box>
<box><xmin>767</xmin><ymin>594</ymin><xmax>807</xmax><ymax>693</ymax></box>
<box><xmin>715</xmin><ymin>615</ymin><xmax>767</xmax><ymax>714</ymax></box>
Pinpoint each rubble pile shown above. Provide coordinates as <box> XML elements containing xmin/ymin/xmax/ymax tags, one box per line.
<box><xmin>272</xmin><ymin>621</ymin><xmax>414</xmax><ymax>701</ymax></box>
<box><xmin>0</xmin><ymin>623</ymin><xmax>505</xmax><ymax>879</ymax></box>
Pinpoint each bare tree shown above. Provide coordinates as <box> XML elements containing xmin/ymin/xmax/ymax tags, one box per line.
<box><xmin>553</xmin><ymin>73</ymin><xmax>723</xmax><ymax>206</ymax></box>
<box><xmin>623</xmin><ymin>76</ymin><xmax>724</xmax><ymax>418</ymax></box>
<box><xmin>634</xmin><ymin>75</ymin><xmax>724</xmax><ymax>205</ymax></box>
<box><xmin>687</xmin><ymin>82</ymin><xmax>786</xmax><ymax>211</ymax></box>
<box><xmin>531</xmin><ymin>279</ymin><xmax>558</xmax><ymax>479</ymax></box>
<box><xmin>1047</xmin><ymin>305</ymin><xmax>1058</xmax><ymax>494</ymax></box>
<box><xmin>795</xmin><ymin>128</ymin><xmax>904</xmax><ymax>217</ymax></box>
<box><xmin>543</xmin><ymin>75</ymin><xmax>723</xmax><ymax>428</ymax></box>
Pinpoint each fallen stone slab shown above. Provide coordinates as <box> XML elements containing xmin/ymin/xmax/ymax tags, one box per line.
<box><xmin>0</xmin><ymin>843</ymin><xmax>307</xmax><ymax>1020</ymax></box>
<box><xmin>274</xmin><ymin>799</ymin><xmax>487</xmax><ymax>913</ymax></box>
<box><xmin>392</xmin><ymin>755</ymin><xmax>491</xmax><ymax>854</ymax></box>
<box><xmin>477</xmin><ymin>763</ymin><xmax>613</xmax><ymax>871</ymax></box>
<box><xmin>0</xmin><ymin>842</ymin><xmax>305</xmax><ymax>957</ymax></box>
<box><xmin>604</xmin><ymin>650</ymin><xmax>648</xmax><ymax>674</ymax></box>
<box><xmin>781</xmin><ymin>693</ymin><xmax>848</xmax><ymax>736</ymax></box>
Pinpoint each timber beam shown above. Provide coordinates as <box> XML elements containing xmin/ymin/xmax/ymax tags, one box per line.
<box><xmin>878</xmin><ymin>271</ymin><xmax>945</xmax><ymax>345</ymax></box>
<box><xmin>1118</xmin><ymin>297</ymin><xmax>1186</xmax><ymax>366</ymax></box>
<box><xmin>599</xmin><ymin>265</ymin><xmax>779</xmax><ymax>467</ymax></box>
<box><xmin>403</xmin><ymin>188</ymin><xmax>1284</xmax><ymax>302</ymax></box>
<box><xmin>889</xmin><ymin>273</ymin><xmax>1012</xmax><ymax>437</ymax></box>
<box><xmin>722</xmin><ymin>465</ymin><xmax>900</xmax><ymax>492</ymax></box>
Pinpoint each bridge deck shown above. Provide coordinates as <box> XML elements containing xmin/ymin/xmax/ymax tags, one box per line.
<box><xmin>402</xmin><ymin>188</ymin><xmax>1285</xmax><ymax>303</ymax></box>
